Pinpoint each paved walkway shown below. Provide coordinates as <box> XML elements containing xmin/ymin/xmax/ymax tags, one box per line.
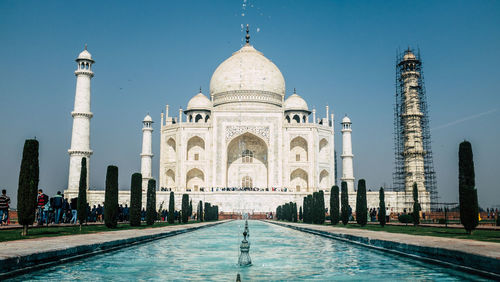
<box><xmin>271</xmin><ymin>221</ymin><xmax>500</xmax><ymax>258</ymax></box>
<box><xmin>0</xmin><ymin>220</ymin><xmax>229</xmax><ymax>277</ymax></box>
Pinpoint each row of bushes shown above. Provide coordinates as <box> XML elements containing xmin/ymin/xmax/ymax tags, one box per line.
<box><xmin>276</xmin><ymin>202</ymin><xmax>297</xmax><ymax>222</ymax></box>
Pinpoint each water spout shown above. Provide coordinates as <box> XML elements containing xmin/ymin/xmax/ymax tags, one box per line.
<box><xmin>238</xmin><ymin>220</ymin><xmax>252</xmax><ymax>266</ymax></box>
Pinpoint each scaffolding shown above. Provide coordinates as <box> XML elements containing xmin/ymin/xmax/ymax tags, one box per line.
<box><xmin>393</xmin><ymin>48</ymin><xmax>438</xmax><ymax>210</ymax></box>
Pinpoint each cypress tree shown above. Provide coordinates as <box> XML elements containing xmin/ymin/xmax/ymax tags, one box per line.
<box><xmin>104</xmin><ymin>165</ymin><xmax>119</xmax><ymax>228</ymax></box>
<box><xmin>292</xmin><ymin>202</ymin><xmax>298</xmax><ymax>222</ymax></box>
<box><xmin>356</xmin><ymin>179</ymin><xmax>368</xmax><ymax>226</ymax></box>
<box><xmin>168</xmin><ymin>191</ymin><xmax>175</xmax><ymax>224</ymax></box>
<box><xmin>330</xmin><ymin>186</ymin><xmax>340</xmax><ymax>225</ymax></box>
<box><xmin>204</xmin><ymin>202</ymin><xmax>210</xmax><ymax>221</ymax></box>
<box><xmin>379</xmin><ymin>187</ymin><xmax>386</xmax><ymax>227</ymax></box>
<box><xmin>306</xmin><ymin>195</ymin><xmax>313</xmax><ymax>223</ymax></box>
<box><xmin>412</xmin><ymin>182</ymin><xmax>421</xmax><ymax>226</ymax></box>
<box><xmin>459</xmin><ymin>141</ymin><xmax>479</xmax><ymax>234</ymax></box>
<box><xmin>77</xmin><ymin>157</ymin><xmax>88</xmax><ymax>230</ymax></box>
<box><xmin>302</xmin><ymin>197</ymin><xmax>307</xmax><ymax>223</ymax></box>
<box><xmin>129</xmin><ymin>173</ymin><xmax>142</xmax><ymax>226</ymax></box>
<box><xmin>299</xmin><ymin>206</ymin><xmax>303</xmax><ymax>221</ymax></box>
<box><xmin>312</xmin><ymin>192</ymin><xmax>319</xmax><ymax>224</ymax></box>
<box><xmin>146</xmin><ymin>179</ymin><xmax>156</xmax><ymax>225</ymax></box>
<box><xmin>198</xmin><ymin>200</ymin><xmax>203</xmax><ymax>222</ymax></box>
<box><xmin>189</xmin><ymin>199</ymin><xmax>193</xmax><ymax>218</ymax></box>
<box><xmin>318</xmin><ymin>190</ymin><xmax>325</xmax><ymax>224</ymax></box>
<box><xmin>341</xmin><ymin>181</ymin><xmax>349</xmax><ymax>225</ymax></box>
<box><xmin>17</xmin><ymin>139</ymin><xmax>39</xmax><ymax>236</ymax></box>
<box><xmin>181</xmin><ymin>194</ymin><xmax>189</xmax><ymax>223</ymax></box>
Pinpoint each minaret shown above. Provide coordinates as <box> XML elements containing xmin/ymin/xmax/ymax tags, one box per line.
<box><xmin>141</xmin><ymin>114</ymin><xmax>154</xmax><ymax>191</ymax></box>
<box><xmin>400</xmin><ymin>49</ymin><xmax>425</xmax><ymax>192</ymax></box>
<box><xmin>67</xmin><ymin>45</ymin><xmax>94</xmax><ymax>192</ymax></box>
<box><xmin>341</xmin><ymin>115</ymin><xmax>354</xmax><ymax>192</ymax></box>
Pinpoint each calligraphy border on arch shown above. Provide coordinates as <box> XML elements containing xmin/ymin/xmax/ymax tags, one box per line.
<box><xmin>225</xmin><ymin>125</ymin><xmax>270</xmax><ymax>144</ymax></box>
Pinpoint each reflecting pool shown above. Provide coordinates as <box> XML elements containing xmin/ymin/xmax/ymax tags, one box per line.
<box><xmin>9</xmin><ymin>220</ymin><xmax>488</xmax><ymax>281</ymax></box>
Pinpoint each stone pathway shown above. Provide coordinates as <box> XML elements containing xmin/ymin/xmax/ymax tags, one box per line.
<box><xmin>0</xmin><ymin>220</ymin><xmax>229</xmax><ymax>277</ymax></box>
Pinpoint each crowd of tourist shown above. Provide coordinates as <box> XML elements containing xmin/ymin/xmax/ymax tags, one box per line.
<box><xmin>160</xmin><ymin>187</ymin><xmax>292</xmax><ymax>192</ymax></box>
<box><xmin>0</xmin><ymin>188</ymin><xmax>192</xmax><ymax>226</ymax></box>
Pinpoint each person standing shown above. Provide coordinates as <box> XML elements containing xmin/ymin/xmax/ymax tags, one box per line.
<box><xmin>52</xmin><ymin>191</ymin><xmax>63</xmax><ymax>224</ymax></box>
<box><xmin>0</xmin><ymin>189</ymin><xmax>10</xmax><ymax>225</ymax></box>
<box><xmin>37</xmin><ymin>189</ymin><xmax>48</xmax><ymax>225</ymax></box>
<box><xmin>70</xmin><ymin>197</ymin><xmax>78</xmax><ymax>224</ymax></box>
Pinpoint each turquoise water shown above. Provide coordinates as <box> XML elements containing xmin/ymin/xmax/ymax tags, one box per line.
<box><xmin>9</xmin><ymin>220</ymin><xmax>488</xmax><ymax>281</ymax></box>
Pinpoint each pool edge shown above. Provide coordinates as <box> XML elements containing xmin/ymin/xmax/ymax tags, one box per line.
<box><xmin>0</xmin><ymin>220</ymin><xmax>230</xmax><ymax>280</ymax></box>
<box><xmin>266</xmin><ymin>220</ymin><xmax>500</xmax><ymax>280</ymax></box>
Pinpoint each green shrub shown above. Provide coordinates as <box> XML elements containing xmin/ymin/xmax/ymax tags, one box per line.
<box><xmin>77</xmin><ymin>158</ymin><xmax>88</xmax><ymax>228</ymax></box>
<box><xmin>181</xmin><ymin>194</ymin><xmax>189</xmax><ymax>223</ymax></box>
<box><xmin>168</xmin><ymin>192</ymin><xmax>175</xmax><ymax>224</ymax></box>
<box><xmin>356</xmin><ymin>179</ymin><xmax>367</xmax><ymax>226</ymax></box>
<box><xmin>129</xmin><ymin>173</ymin><xmax>142</xmax><ymax>226</ymax></box>
<box><xmin>379</xmin><ymin>187</ymin><xmax>386</xmax><ymax>227</ymax></box>
<box><xmin>146</xmin><ymin>179</ymin><xmax>156</xmax><ymax>225</ymax></box>
<box><xmin>104</xmin><ymin>166</ymin><xmax>119</xmax><ymax>228</ymax></box>
<box><xmin>412</xmin><ymin>183</ymin><xmax>421</xmax><ymax>226</ymax></box>
<box><xmin>330</xmin><ymin>186</ymin><xmax>339</xmax><ymax>225</ymax></box>
<box><xmin>398</xmin><ymin>214</ymin><xmax>413</xmax><ymax>224</ymax></box>
<box><xmin>340</xmin><ymin>182</ymin><xmax>349</xmax><ymax>225</ymax></box>
<box><xmin>17</xmin><ymin>139</ymin><xmax>39</xmax><ymax>236</ymax></box>
<box><xmin>459</xmin><ymin>141</ymin><xmax>479</xmax><ymax>234</ymax></box>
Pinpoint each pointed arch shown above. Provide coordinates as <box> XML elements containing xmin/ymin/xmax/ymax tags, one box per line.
<box><xmin>290</xmin><ymin>168</ymin><xmax>308</xmax><ymax>192</ymax></box>
<box><xmin>319</xmin><ymin>138</ymin><xmax>329</xmax><ymax>162</ymax></box>
<box><xmin>319</xmin><ymin>169</ymin><xmax>329</xmax><ymax>190</ymax></box>
<box><xmin>186</xmin><ymin>168</ymin><xmax>204</xmax><ymax>191</ymax></box>
<box><xmin>166</xmin><ymin>138</ymin><xmax>176</xmax><ymax>162</ymax></box>
<box><xmin>187</xmin><ymin>136</ymin><xmax>205</xmax><ymax>161</ymax></box>
<box><xmin>290</xmin><ymin>136</ymin><xmax>308</xmax><ymax>162</ymax></box>
<box><xmin>165</xmin><ymin>169</ymin><xmax>175</xmax><ymax>188</ymax></box>
<box><xmin>227</xmin><ymin>132</ymin><xmax>268</xmax><ymax>188</ymax></box>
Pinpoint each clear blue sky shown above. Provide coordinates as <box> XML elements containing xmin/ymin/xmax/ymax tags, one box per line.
<box><xmin>1</xmin><ymin>0</ymin><xmax>499</xmax><ymax>208</ymax></box>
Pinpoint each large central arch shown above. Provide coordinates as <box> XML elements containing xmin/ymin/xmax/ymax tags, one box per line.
<box><xmin>226</xmin><ymin>132</ymin><xmax>268</xmax><ymax>188</ymax></box>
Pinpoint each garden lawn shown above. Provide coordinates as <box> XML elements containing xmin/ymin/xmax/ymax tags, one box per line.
<box><xmin>329</xmin><ymin>223</ymin><xmax>500</xmax><ymax>243</ymax></box>
<box><xmin>0</xmin><ymin>221</ymin><xmax>201</xmax><ymax>242</ymax></box>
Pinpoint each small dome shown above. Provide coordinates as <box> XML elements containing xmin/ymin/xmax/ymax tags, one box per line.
<box><xmin>187</xmin><ymin>92</ymin><xmax>212</xmax><ymax>110</ymax></box>
<box><xmin>342</xmin><ymin>116</ymin><xmax>351</xmax><ymax>123</ymax></box>
<box><xmin>284</xmin><ymin>93</ymin><xmax>309</xmax><ymax>111</ymax></box>
<box><xmin>77</xmin><ymin>49</ymin><xmax>93</xmax><ymax>61</ymax></box>
<box><xmin>143</xmin><ymin>114</ymin><xmax>153</xmax><ymax>122</ymax></box>
<box><xmin>403</xmin><ymin>50</ymin><xmax>416</xmax><ymax>60</ymax></box>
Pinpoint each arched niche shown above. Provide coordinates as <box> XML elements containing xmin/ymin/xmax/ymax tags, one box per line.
<box><xmin>226</xmin><ymin>132</ymin><xmax>268</xmax><ymax>188</ymax></box>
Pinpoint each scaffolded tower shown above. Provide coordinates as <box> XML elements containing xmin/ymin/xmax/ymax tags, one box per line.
<box><xmin>393</xmin><ymin>48</ymin><xmax>437</xmax><ymax>209</ymax></box>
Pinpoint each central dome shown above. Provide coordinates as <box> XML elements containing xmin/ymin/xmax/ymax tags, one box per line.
<box><xmin>210</xmin><ymin>44</ymin><xmax>285</xmax><ymax>107</ymax></box>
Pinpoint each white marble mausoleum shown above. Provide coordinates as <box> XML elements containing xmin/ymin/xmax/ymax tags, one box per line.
<box><xmin>64</xmin><ymin>32</ymin><xmax>430</xmax><ymax>213</ymax></box>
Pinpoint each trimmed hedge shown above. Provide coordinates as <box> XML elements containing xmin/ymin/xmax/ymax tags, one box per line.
<box><xmin>77</xmin><ymin>157</ymin><xmax>88</xmax><ymax>227</ymax></box>
<box><xmin>459</xmin><ymin>141</ymin><xmax>478</xmax><ymax>234</ymax></box>
<box><xmin>17</xmin><ymin>139</ymin><xmax>39</xmax><ymax>236</ymax></box>
<box><xmin>104</xmin><ymin>166</ymin><xmax>119</xmax><ymax>228</ymax></box>
<box><xmin>146</xmin><ymin>179</ymin><xmax>156</xmax><ymax>225</ymax></box>
<box><xmin>356</xmin><ymin>179</ymin><xmax>367</xmax><ymax>226</ymax></box>
<box><xmin>129</xmin><ymin>173</ymin><xmax>142</xmax><ymax>226</ymax></box>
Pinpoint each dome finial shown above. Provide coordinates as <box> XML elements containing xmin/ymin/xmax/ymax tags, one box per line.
<box><xmin>84</xmin><ymin>43</ymin><xmax>87</xmax><ymax>50</ymax></box>
<box><xmin>245</xmin><ymin>24</ymin><xmax>250</xmax><ymax>44</ymax></box>
<box><xmin>293</xmin><ymin>88</ymin><xmax>296</xmax><ymax>94</ymax></box>
<box><xmin>199</xmin><ymin>86</ymin><xmax>202</xmax><ymax>93</ymax></box>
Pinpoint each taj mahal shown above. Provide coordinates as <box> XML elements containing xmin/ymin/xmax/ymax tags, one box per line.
<box><xmin>64</xmin><ymin>29</ymin><xmax>430</xmax><ymax>213</ymax></box>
